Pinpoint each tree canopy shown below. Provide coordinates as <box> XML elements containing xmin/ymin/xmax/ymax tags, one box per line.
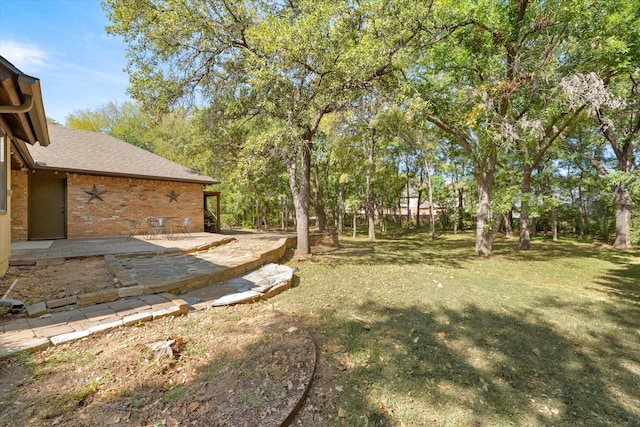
<box><xmin>99</xmin><ymin>0</ymin><xmax>640</xmax><ymax>256</ymax></box>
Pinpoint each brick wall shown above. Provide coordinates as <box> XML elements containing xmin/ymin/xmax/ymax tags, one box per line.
<box><xmin>11</xmin><ymin>169</ymin><xmax>28</xmax><ymax>241</ymax></box>
<box><xmin>11</xmin><ymin>170</ymin><xmax>207</xmax><ymax>240</ymax></box>
<box><xmin>68</xmin><ymin>174</ymin><xmax>205</xmax><ymax>238</ymax></box>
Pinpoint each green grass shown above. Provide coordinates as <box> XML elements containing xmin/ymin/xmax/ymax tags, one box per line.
<box><xmin>276</xmin><ymin>231</ymin><xmax>640</xmax><ymax>426</ymax></box>
<box><xmin>31</xmin><ymin>349</ymin><xmax>95</xmax><ymax>376</ymax></box>
<box><xmin>38</xmin><ymin>376</ymin><xmax>102</xmax><ymax>419</ymax></box>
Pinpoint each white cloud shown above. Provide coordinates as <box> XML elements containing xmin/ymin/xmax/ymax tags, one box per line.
<box><xmin>2</xmin><ymin>40</ymin><xmax>49</xmax><ymax>72</ymax></box>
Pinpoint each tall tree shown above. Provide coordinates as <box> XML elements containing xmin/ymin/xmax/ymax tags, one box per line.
<box><xmin>410</xmin><ymin>0</ymin><xmax>605</xmax><ymax>255</ymax></box>
<box><xmin>558</xmin><ymin>0</ymin><xmax>640</xmax><ymax>247</ymax></box>
<box><xmin>104</xmin><ymin>0</ymin><xmax>427</xmax><ymax>256</ymax></box>
<box><xmin>562</xmin><ymin>71</ymin><xmax>639</xmax><ymax>247</ymax></box>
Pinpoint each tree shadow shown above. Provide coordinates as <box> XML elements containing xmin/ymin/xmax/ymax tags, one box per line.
<box><xmin>314</xmin><ymin>234</ymin><xmax>477</xmax><ymax>269</ymax></box>
<box><xmin>494</xmin><ymin>239</ymin><xmax>635</xmax><ymax>265</ymax></box>
<box><xmin>591</xmin><ymin>261</ymin><xmax>640</xmax><ymax>304</ymax></box>
<box><xmin>311</xmin><ymin>233</ymin><xmax>637</xmax><ymax>272</ymax></box>
<box><xmin>0</xmin><ymin>308</ymin><xmax>317</xmax><ymax>426</ymax></box>
<box><xmin>316</xmin><ymin>299</ymin><xmax>640</xmax><ymax>426</ymax></box>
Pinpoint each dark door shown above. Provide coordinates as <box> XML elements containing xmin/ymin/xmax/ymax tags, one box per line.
<box><xmin>29</xmin><ymin>176</ymin><xmax>66</xmax><ymax>239</ymax></box>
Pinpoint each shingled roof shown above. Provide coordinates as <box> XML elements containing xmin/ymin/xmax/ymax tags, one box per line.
<box><xmin>26</xmin><ymin>125</ymin><xmax>217</xmax><ymax>184</ymax></box>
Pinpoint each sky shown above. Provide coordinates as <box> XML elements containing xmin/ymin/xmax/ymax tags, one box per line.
<box><xmin>0</xmin><ymin>0</ymin><xmax>131</xmax><ymax>125</ymax></box>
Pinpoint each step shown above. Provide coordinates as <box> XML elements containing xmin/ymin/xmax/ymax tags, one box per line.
<box><xmin>182</xmin><ymin>263</ymin><xmax>295</xmax><ymax>308</ymax></box>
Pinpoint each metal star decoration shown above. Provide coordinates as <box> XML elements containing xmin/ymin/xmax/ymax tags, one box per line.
<box><xmin>167</xmin><ymin>190</ymin><xmax>180</xmax><ymax>203</ymax></box>
<box><xmin>84</xmin><ymin>185</ymin><xmax>106</xmax><ymax>202</ymax></box>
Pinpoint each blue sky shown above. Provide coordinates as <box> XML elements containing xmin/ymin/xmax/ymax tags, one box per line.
<box><xmin>0</xmin><ymin>0</ymin><xmax>130</xmax><ymax>124</ymax></box>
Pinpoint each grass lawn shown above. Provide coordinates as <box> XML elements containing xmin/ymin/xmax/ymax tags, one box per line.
<box><xmin>275</xmin><ymin>231</ymin><xmax>640</xmax><ymax>426</ymax></box>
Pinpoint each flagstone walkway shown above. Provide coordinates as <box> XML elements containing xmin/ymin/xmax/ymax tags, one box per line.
<box><xmin>0</xmin><ymin>230</ymin><xmax>298</xmax><ymax>358</ymax></box>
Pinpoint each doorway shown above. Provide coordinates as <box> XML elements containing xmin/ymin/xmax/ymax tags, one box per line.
<box><xmin>29</xmin><ymin>175</ymin><xmax>66</xmax><ymax>239</ymax></box>
<box><xmin>204</xmin><ymin>191</ymin><xmax>220</xmax><ymax>233</ymax></box>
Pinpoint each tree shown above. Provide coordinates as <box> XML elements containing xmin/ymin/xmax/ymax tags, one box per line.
<box><xmin>558</xmin><ymin>0</ymin><xmax>640</xmax><ymax>247</ymax></box>
<box><xmin>376</xmin><ymin>106</ymin><xmax>440</xmax><ymax>238</ymax></box>
<box><xmin>562</xmin><ymin>72</ymin><xmax>640</xmax><ymax>247</ymax></box>
<box><xmin>66</xmin><ymin>101</ymin><xmax>155</xmax><ymax>151</ymax></box>
<box><xmin>409</xmin><ymin>0</ymin><xmax>606</xmax><ymax>255</ymax></box>
<box><xmin>104</xmin><ymin>0</ymin><xmax>427</xmax><ymax>257</ymax></box>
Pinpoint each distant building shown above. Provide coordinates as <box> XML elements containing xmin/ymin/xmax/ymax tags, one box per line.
<box><xmin>384</xmin><ymin>185</ymin><xmax>443</xmax><ymax>222</ymax></box>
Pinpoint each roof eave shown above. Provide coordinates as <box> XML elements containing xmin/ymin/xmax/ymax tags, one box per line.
<box><xmin>0</xmin><ymin>56</ymin><xmax>50</xmax><ymax>147</ymax></box>
<box><xmin>18</xmin><ymin>77</ymin><xmax>49</xmax><ymax>147</ymax></box>
<box><xmin>31</xmin><ymin>164</ymin><xmax>219</xmax><ymax>185</ymax></box>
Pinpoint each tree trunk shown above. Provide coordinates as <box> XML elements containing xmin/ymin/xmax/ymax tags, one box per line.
<box><xmin>405</xmin><ymin>177</ymin><xmax>411</xmax><ymax>229</ymax></box>
<box><xmin>577</xmin><ymin>181</ymin><xmax>585</xmax><ymax>240</ymax></box>
<box><xmin>287</xmin><ymin>138</ymin><xmax>312</xmax><ymax>257</ymax></box>
<box><xmin>313</xmin><ymin>162</ymin><xmax>327</xmax><ymax>233</ymax></box>
<box><xmin>416</xmin><ymin>188</ymin><xmax>422</xmax><ymax>228</ymax></box>
<box><xmin>457</xmin><ymin>187</ymin><xmax>464</xmax><ymax>232</ymax></box>
<box><xmin>475</xmin><ymin>177</ymin><xmax>494</xmax><ymax>256</ymax></box>
<box><xmin>365</xmin><ymin>129</ymin><xmax>376</xmax><ymax>241</ymax></box>
<box><xmin>531</xmin><ymin>217</ymin><xmax>537</xmax><ymax>238</ymax></box>
<box><xmin>613</xmin><ymin>184</ymin><xmax>633</xmax><ymax>248</ymax></box>
<box><xmin>338</xmin><ymin>182</ymin><xmax>345</xmax><ymax>235</ymax></box>
<box><xmin>425</xmin><ymin>160</ymin><xmax>435</xmax><ymax>240</ymax></box>
<box><xmin>551</xmin><ymin>202</ymin><xmax>558</xmax><ymax>241</ymax></box>
<box><xmin>504</xmin><ymin>210</ymin><xmax>513</xmax><ymax>238</ymax></box>
<box><xmin>352</xmin><ymin>209</ymin><xmax>357</xmax><ymax>238</ymax></box>
<box><xmin>415</xmin><ymin>167</ymin><xmax>423</xmax><ymax>229</ymax></box>
<box><xmin>519</xmin><ymin>166</ymin><xmax>533</xmax><ymax>250</ymax></box>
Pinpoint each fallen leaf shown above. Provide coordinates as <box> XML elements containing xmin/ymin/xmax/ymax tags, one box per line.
<box><xmin>287</xmin><ymin>326</ymin><xmax>299</xmax><ymax>333</ymax></box>
<box><xmin>532</xmin><ymin>347</ymin><xmax>541</xmax><ymax>357</ymax></box>
<box><xmin>149</xmin><ymin>340</ymin><xmax>176</xmax><ymax>360</ymax></box>
<box><xmin>187</xmin><ymin>402</ymin><xmax>199</xmax><ymax>413</ymax></box>
<box><xmin>338</xmin><ymin>408</ymin><xmax>347</xmax><ymax>418</ymax></box>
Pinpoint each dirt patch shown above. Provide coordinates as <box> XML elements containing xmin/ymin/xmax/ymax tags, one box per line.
<box><xmin>1</xmin><ymin>258</ymin><xmax>116</xmax><ymax>306</ymax></box>
<box><xmin>0</xmin><ymin>257</ymin><xmax>340</xmax><ymax>426</ymax></box>
<box><xmin>0</xmin><ymin>305</ymin><xmax>316</xmax><ymax>426</ymax></box>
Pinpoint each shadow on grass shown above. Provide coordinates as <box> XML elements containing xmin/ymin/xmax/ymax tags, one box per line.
<box><xmin>320</xmin><ymin>233</ymin><xmax>476</xmax><ymax>269</ymax></box>
<box><xmin>319</xmin><ymin>300</ymin><xmax>639</xmax><ymax>426</ymax></box>
<box><xmin>0</xmin><ymin>309</ymin><xmax>316</xmax><ymax>426</ymax></box>
<box><xmin>591</xmin><ymin>261</ymin><xmax>640</xmax><ymax>304</ymax></box>
<box><xmin>493</xmin><ymin>239</ymin><xmax>634</xmax><ymax>265</ymax></box>
<box><xmin>319</xmin><ymin>232</ymin><xmax>635</xmax><ymax>270</ymax></box>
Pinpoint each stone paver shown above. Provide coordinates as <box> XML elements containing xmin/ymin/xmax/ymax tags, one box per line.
<box><xmin>0</xmin><ymin>230</ymin><xmax>316</xmax><ymax>426</ymax></box>
<box><xmin>1</xmin><ymin>231</ymin><xmax>300</xmax><ymax>359</ymax></box>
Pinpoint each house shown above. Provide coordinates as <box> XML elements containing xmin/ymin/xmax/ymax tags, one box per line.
<box><xmin>0</xmin><ymin>56</ymin><xmax>50</xmax><ymax>275</ymax></box>
<box><xmin>394</xmin><ymin>185</ymin><xmax>443</xmax><ymax>222</ymax></box>
<box><xmin>11</xmin><ymin>125</ymin><xmax>219</xmax><ymax>241</ymax></box>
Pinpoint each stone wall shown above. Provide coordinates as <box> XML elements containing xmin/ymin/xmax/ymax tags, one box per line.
<box><xmin>11</xmin><ymin>170</ymin><xmax>207</xmax><ymax>241</ymax></box>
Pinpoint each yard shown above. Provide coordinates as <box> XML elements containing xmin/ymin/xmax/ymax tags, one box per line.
<box><xmin>1</xmin><ymin>231</ymin><xmax>639</xmax><ymax>426</ymax></box>
<box><xmin>276</xmin><ymin>232</ymin><xmax>640</xmax><ymax>426</ymax></box>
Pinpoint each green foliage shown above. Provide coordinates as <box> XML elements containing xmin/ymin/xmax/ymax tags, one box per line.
<box><xmin>66</xmin><ymin>101</ymin><xmax>155</xmax><ymax>151</ymax></box>
<box><xmin>96</xmin><ymin>0</ymin><xmax>639</xmax><ymax>251</ymax></box>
